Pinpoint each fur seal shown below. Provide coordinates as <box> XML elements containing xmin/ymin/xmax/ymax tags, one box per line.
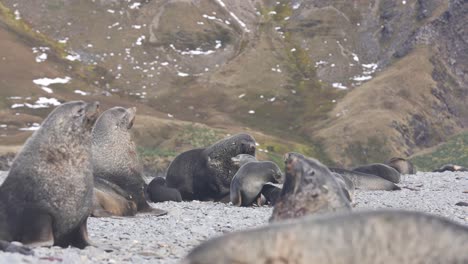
<box><xmin>329</xmin><ymin>167</ymin><xmax>401</xmax><ymax>191</ymax></box>
<box><xmin>0</xmin><ymin>101</ymin><xmax>99</xmax><ymax>250</ymax></box>
<box><xmin>92</xmin><ymin>177</ymin><xmax>137</xmax><ymax>217</ymax></box>
<box><xmin>352</xmin><ymin>163</ymin><xmax>401</xmax><ymax>183</ymax></box>
<box><xmin>146</xmin><ymin>177</ymin><xmax>182</xmax><ymax>203</ymax></box>
<box><xmin>230</xmin><ymin>161</ymin><xmax>283</xmax><ymax>207</ymax></box>
<box><xmin>270</xmin><ymin>153</ymin><xmax>351</xmax><ymax>222</ymax></box>
<box><xmin>181</xmin><ymin>209</ymin><xmax>468</xmax><ymax>264</ymax></box>
<box><xmin>92</xmin><ymin>106</ymin><xmax>166</xmax><ymax>216</ymax></box>
<box><xmin>433</xmin><ymin>164</ymin><xmax>468</xmax><ymax>173</ymax></box>
<box><xmin>387</xmin><ymin>157</ymin><xmax>417</xmax><ymax>174</ymax></box>
<box><xmin>166</xmin><ymin>133</ymin><xmax>256</xmax><ymax>201</ymax></box>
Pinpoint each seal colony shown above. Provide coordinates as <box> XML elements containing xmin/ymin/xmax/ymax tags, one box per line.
<box><xmin>0</xmin><ymin>101</ymin><xmax>467</xmax><ymax>263</ymax></box>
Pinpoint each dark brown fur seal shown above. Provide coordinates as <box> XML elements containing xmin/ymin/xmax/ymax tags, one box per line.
<box><xmin>270</xmin><ymin>153</ymin><xmax>351</xmax><ymax>222</ymax></box>
<box><xmin>91</xmin><ymin>106</ymin><xmax>166</xmax><ymax>216</ymax></box>
<box><xmin>182</xmin><ymin>210</ymin><xmax>468</xmax><ymax>264</ymax></box>
<box><xmin>166</xmin><ymin>133</ymin><xmax>256</xmax><ymax>201</ymax></box>
<box><xmin>0</xmin><ymin>101</ymin><xmax>99</xmax><ymax>251</ymax></box>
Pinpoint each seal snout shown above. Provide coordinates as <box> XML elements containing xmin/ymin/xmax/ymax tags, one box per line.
<box><xmin>84</xmin><ymin>101</ymin><xmax>100</xmax><ymax>127</ymax></box>
<box><xmin>126</xmin><ymin>107</ymin><xmax>137</xmax><ymax>129</ymax></box>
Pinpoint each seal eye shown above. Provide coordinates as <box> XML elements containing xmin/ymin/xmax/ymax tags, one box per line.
<box><xmin>74</xmin><ymin>107</ymin><xmax>85</xmax><ymax>117</ymax></box>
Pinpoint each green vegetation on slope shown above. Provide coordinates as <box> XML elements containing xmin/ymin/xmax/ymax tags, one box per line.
<box><xmin>411</xmin><ymin>132</ymin><xmax>468</xmax><ymax>171</ymax></box>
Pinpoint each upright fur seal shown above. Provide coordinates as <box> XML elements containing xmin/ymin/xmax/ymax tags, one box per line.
<box><xmin>166</xmin><ymin>133</ymin><xmax>256</xmax><ymax>201</ymax></box>
<box><xmin>146</xmin><ymin>177</ymin><xmax>182</xmax><ymax>203</ymax></box>
<box><xmin>0</xmin><ymin>101</ymin><xmax>99</xmax><ymax>250</ymax></box>
<box><xmin>387</xmin><ymin>157</ymin><xmax>417</xmax><ymax>174</ymax></box>
<box><xmin>230</xmin><ymin>161</ymin><xmax>283</xmax><ymax>207</ymax></box>
<box><xmin>329</xmin><ymin>167</ymin><xmax>401</xmax><ymax>191</ymax></box>
<box><xmin>353</xmin><ymin>163</ymin><xmax>401</xmax><ymax>183</ymax></box>
<box><xmin>181</xmin><ymin>210</ymin><xmax>468</xmax><ymax>264</ymax></box>
<box><xmin>92</xmin><ymin>106</ymin><xmax>165</xmax><ymax>216</ymax></box>
<box><xmin>270</xmin><ymin>153</ymin><xmax>351</xmax><ymax>222</ymax></box>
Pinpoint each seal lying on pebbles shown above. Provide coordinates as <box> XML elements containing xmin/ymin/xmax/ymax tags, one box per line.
<box><xmin>387</xmin><ymin>157</ymin><xmax>416</xmax><ymax>174</ymax></box>
<box><xmin>181</xmin><ymin>209</ymin><xmax>468</xmax><ymax>264</ymax></box>
<box><xmin>0</xmin><ymin>101</ymin><xmax>99</xmax><ymax>251</ymax></box>
<box><xmin>92</xmin><ymin>106</ymin><xmax>166</xmax><ymax>216</ymax></box>
<box><xmin>230</xmin><ymin>160</ymin><xmax>283</xmax><ymax>207</ymax></box>
<box><xmin>146</xmin><ymin>177</ymin><xmax>182</xmax><ymax>203</ymax></box>
<box><xmin>270</xmin><ymin>153</ymin><xmax>351</xmax><ymax>222</ymax></box>
<box><xmin>433</xmin><ymin>164</ymin><xmax>468</xmax><ymax>172</ymax></box>
<box><xmin>329</xmin><ymin>167</ymin><xmax>401</xmax><ymax>191</ymax></box>
<box><xmin>92</xmin><ymin>178</ymin><xmax>137</xmax><ymax>217</ymax></box>
<box><xmin>352</xmin><ymin>163</ymin><xmax>401</xmax><ymax>183</ymax></box>
<box><xmin>166</xmin><ymin>133</ymin><xmax>256</xmax><ymax>201</ymax></box>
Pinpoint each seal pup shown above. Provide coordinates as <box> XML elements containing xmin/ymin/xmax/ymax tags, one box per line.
<box><xmin>433</xmin><ymin>164</ymin><xmax>468</xmax><ymax>172</ymax></box>
<box><xmin>230</xmin><ymin>161</ymin><xmax>283</xmax><ymax>207</ymax></box>
<box><xmin>181</xmin><ymin>209</ymin><xmax>468</xmax><ymax>264</ymax></box>
<box><xmin>387</xmin><ymin>157</ymin><xmax>417</xmax><ymax>174</ymax></box>
<box><xmin>146</xmin><ymin>177</ymin><xmax>182</xmax><ymax>203</ymax></box>
<box><xmin>166</xmin><ymin>133</ymin><xmax>256</xmax><ymax>201</ymax></box>
<box><xmin>92</xmin><ymin>178</ymin><xmax>137</xmax><ymax>217</ymax></box>
<box><xmin>329</xmin><ymin>167</ymin><xmax>401</xmax><ymax>191</ymax></box>
<box><xmin>92</xmin><ymin>106</ymin><xmax>166</xmax><ymax>216</ymax></box>
<box><xmin>270</xmin><ymin>153</ymin><xmax>351</xmax><ymax>222</ymax></box>
<box><xmin>352</xmin><ymin>163</ymin><xmax>401</xmax><ymax>183</ymax></box>
<box><xmin>0</xmin><ymin>101</ymin><xmax>99</xmax><ymax>250</ymax></box>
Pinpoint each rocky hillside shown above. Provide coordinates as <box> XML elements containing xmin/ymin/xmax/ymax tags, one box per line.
<box><xmin>0</xmin><ymin>0</ymin><xmax>466</xmax><ymax>168</ymax></box>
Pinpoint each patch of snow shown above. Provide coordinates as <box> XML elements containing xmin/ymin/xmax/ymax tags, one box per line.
<box><xmin>40</xmin><ymin>87</ymin><xmax>53</xmax><ymax>93</ymax></box>
<box><xmin>74</xmin><ymin>90</ymin><xmax>88</xmax><ymax>96</ymax></box>
<box><xmin>238</xmin><ymin>93</ymin><xmax>246</xmax><ymax>99</ymax></box>
<box><xmin>248</xmin><ymin>110</ymin><xmax>255</xmax><ymax>114</ymax></box>
<box><xmin>332</xmin><ymin>83</ymin><xmax>347</xmax><ymax>89</ymax></box>
<box><xmin>0</xmin><ymin>124</ymin><xmax>7</xmax><ymax>128</ymax></box>
<box><xmin>33</xmin><ymin>77</ymin><xmax>71</xmax><ymax>86</ymax></box>
<box><xmin>58</xmin><ymin>38</ymin><xmax>68</xmax><ymax>44</ymax></box>
<box><xmin>292</xmin><ymin>3</ymin><xmax>301</xmax><ymax>9</ymax></box>
<box><xmin>215</xmin><ymin>40</ymin><xmax>222</xmax><ymax>49</ymax></box>
<box><xmin>107</xmin><ymin>9</ymin><xmax>115</xmax><ymax>14</ymax></box>
<box><xmin>213</xmin><ymin>0</ymin><xmax>250</xmax><ymax>32</ymax></box>
<box><xmin>35</xmin><ymin>53</ymin><xmax>47</xmax><ymax>63</ymax></box>
<box><xmin>402</xmin><ymin>1</ymin><xmax>407</xmax><ymax>4</ymax></box>
<box><xmin>352</xmin><ymin>75</ymin><xmax>373</xmax><ymax>81</ymax></box>
<box><xmin>177</xmin><ymin>72</ymin><xmax>190</xmax><ymax>77</ymax></box>
<box><xmin>129</xmin><ymin>2</ymin><xmax>141</xmax><ymax>9</ymax></box>
<box><xmin>290</xmin><ymin>48</ymin><xmax>296</xmax><ymax>52</ymax></box>
<box><xmin>167</xmin><ymin>113</ymin><xmax>174</xmax><ymax>118</ymax></box>
<box><xmin>11</xmin><ymin>104</ymin><xmax>24</xmax><ymax>109</ymax></box>
<box><xmin>268</xmin><ymin>11</ymin><xmax>277</xmax><ymax>15</ymax></box>
<box><xmin>132</xmin><ymin>25</ymin><xmax>142</xmax><ymax>29</ymax></box>
<box><xmin>14</xmin><ymin>10</ymin><xmax>21</xmax><ymax>20</ymax></box>
<box><xmin>19</xmin><ymin>123</ymin><xmax>41</xmax><ymax>131</ymax></box>
<box><xmin>268</xmin><ymin>97</ymin><xmax>276</xmax><ymax>102</ymax></box>
<box><xmin>136</xmin><ymin>35</ymin><xmax>146</xmax><ymax>46</ymax></box>
<box><xmin>66</xmin><ymin>53</ymin><xmax>81</xmax><ymax>61</ymax></box>
<box><xmin>315</xmin><ymin>60</ymin><xmax>328</xmax><ymax>67</ymax></box>
<box><xmin>352</xmin><ymin>53</ymin><xmax>359</xmax><ymax>62</ymax></box>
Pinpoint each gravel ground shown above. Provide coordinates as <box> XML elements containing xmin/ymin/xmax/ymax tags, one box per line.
<box><xmin>0</xmin><ymin>171</ymin><xmax>466</xmax><ymax>263</ymax></box>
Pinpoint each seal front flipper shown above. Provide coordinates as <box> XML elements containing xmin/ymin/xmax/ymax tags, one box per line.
<box><xmin>20</xmin><ymin>206</ymin><xmax>54</xmax><ymax>246</ymax></box>
<box><xmin>0</xmin><ymin>240</ymin><xmax>34</xmax><ymax>255</ymax></box>
<box><xmin>54</xmin><ymin>219</ymin><xmax>91</xmax><ymax>249</ymax></box>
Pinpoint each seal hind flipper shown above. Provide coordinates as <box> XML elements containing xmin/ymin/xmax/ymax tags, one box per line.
<box><xmin>54</xmin><ymin>219</ymin><xmax>91</xmax><ymax>249</ymax></box>
<box><xmin>136</xmin><ymin>206</ymin><xmax>168</xmax><ymax>216</ymax></box>
<box><xmin>0</xmin><ymin>240</ymin><xmax>34</xmax><ymax>255</ymax></box>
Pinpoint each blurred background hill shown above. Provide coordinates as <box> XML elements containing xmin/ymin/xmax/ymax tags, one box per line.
<box><xmin>0</xmin><ymin>0</ymin><xmax>466</xmax><ymax>173</ymax></box>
